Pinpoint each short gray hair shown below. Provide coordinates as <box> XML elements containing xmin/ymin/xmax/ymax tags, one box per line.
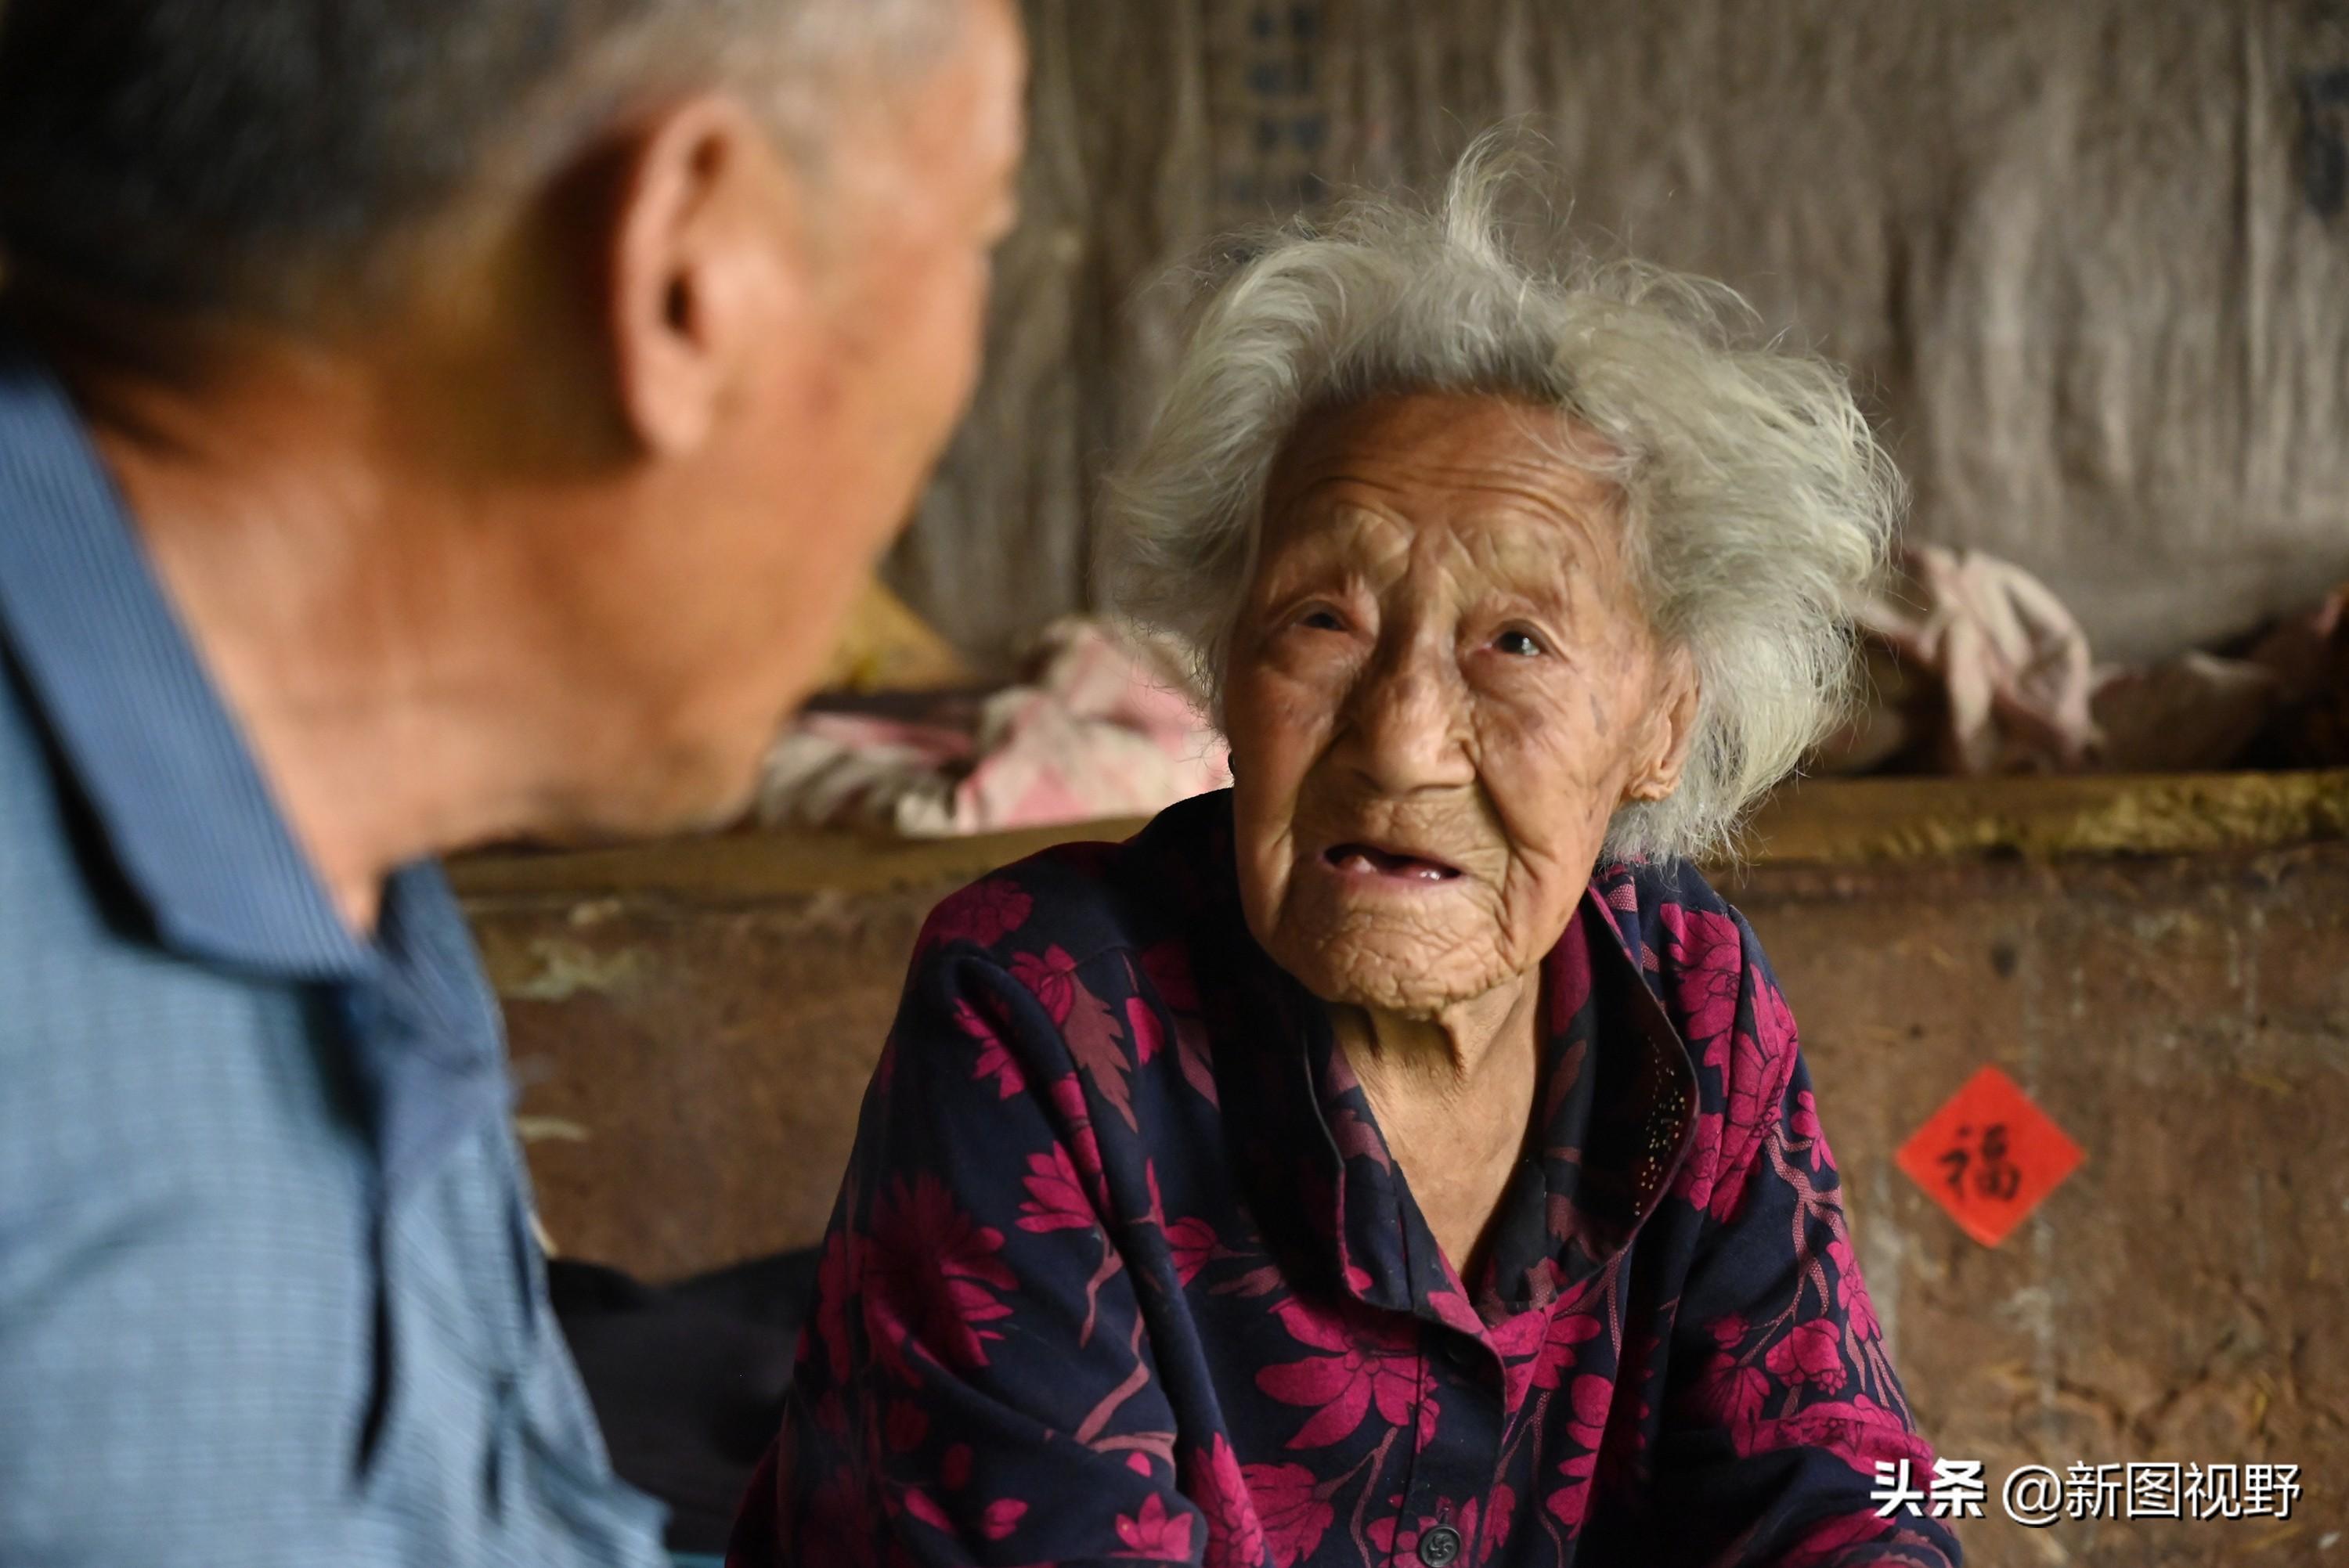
<box><xmin>0</xmin><ymin>0</ymin><xmax>961</xmax><ymax>321</ymax></box>
<box><xmin>1097</xmin><ymin>141</ymin><xmax>1902</xmax><ymax>863</ymax></box>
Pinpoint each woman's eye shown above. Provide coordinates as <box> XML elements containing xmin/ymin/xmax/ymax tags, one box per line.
<box><xmin>1495</xmin><ymin>629</ymin><xmax>1547</xmax><ymax>657</ymax></box>
<box><xmin>1299</xmin><ymin>607</ymin><xmax>1347</xmax><ymax>632</ymax></box>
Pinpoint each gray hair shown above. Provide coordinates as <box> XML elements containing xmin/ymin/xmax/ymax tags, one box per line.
<box><xmin>1097</xmin><ymin>142</ymin><xmax>1903</xmax><ymax>863</ymax></box>
<box><xmin>0</xmin><ymin>0</ymin><xmax>961</xmax><ymax>321</ymax></box>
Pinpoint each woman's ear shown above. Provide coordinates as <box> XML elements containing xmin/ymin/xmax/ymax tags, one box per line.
<box><xmin>1626</xmin><ymin>646</ymin><xmax>1701</xmax><ymax>802</ymax></box>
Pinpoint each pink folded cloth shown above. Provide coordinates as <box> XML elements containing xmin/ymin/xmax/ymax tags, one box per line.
<box><xmin>1814</xmin><ymin>546</ymin><xmax>2347</xmax><ymax>776</ymax></box>
<box><xmin>1842</xmin><ymin>546</ymin><xmax>2102</xmax><ymax>773</ymax></box>
<box><xmin>763</xmin><ymin>560</ymin><xmax>2340</xmax><ymax>824</ymax></box>
<box><xmin>755</xmin><ymin>618</ymin><xmax>1231</xmax><ymax>836</ymax></box>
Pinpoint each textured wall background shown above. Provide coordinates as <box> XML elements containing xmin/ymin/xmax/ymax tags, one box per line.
<box><xmin>462</xmin><ymin>774</ymin><xmax>2349</xmax><ymax>1568</ymax></box>
<box><xmin>892</xmin><ymin>0</ymin><xmax>2349</xmax><ymax>671</ymax></box>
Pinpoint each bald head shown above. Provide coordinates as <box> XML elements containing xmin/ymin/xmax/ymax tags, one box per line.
<box><xmin>0</xmin><ymin>0</ymin><xmax>963</xmax><ymax>323</ymax></box>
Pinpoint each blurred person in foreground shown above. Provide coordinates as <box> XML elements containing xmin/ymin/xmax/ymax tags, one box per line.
<box><xmin>731</xmin><ymin>146</ymin><xmax>1960</xmax><ymax>1567</ymax></box>
<box><xmin>0</xmin><ymin>0</ymin><xmax>1023</xmax><ymax>1562</ymax></box>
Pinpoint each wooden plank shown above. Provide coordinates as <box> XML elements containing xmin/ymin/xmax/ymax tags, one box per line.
<box><xmin>1731</xmin><ymin>768</ymin><xmax>2349</xmax><ymax>865</ymax></box>
<box><xmin>449</xmin><ymin>771</ymin><xmax>2349</xmax><ymax>904</ymax></box>
<box><xmin>453</xmin><ymin>816</ymin><xmax>1152</xmax><ymax>907</ymax></box>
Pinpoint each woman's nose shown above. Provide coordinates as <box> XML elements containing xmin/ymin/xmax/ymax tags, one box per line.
<box><xmin>1337</xmin><ymin>643</ymin><xmax>1476</xmax><ymax>796</ymax></box>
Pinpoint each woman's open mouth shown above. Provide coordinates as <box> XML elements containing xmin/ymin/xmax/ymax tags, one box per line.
<box><xmin>1321</xmin><ymin>842</ymin><xmax>1463</xmax><ymax>883</ymax></box>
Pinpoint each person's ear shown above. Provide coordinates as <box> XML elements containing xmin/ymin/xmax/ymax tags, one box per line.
<box><xmin>1626</xmin><ymin>645</ymin><xmax>1701</xmax><ymax>802</ymax></box>
<box><xmin>601</xmin><ymin>96</ymin><xmax>807</xmax><ymax>455</ymax></box>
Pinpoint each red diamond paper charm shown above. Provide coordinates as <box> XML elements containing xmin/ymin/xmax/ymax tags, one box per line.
<box><xmin>1896</xmin><ymin>1065</ymin><xmax>2084</xmax><ymax>1247</ymax></box>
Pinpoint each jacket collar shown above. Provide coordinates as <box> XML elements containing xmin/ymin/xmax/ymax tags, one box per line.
<box><xmin>1171</xmin><ymin>791</ymin><xmax>1698</xmax><ymax>1324</ymax></box>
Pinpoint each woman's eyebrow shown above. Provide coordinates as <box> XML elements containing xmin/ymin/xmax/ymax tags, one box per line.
<box><xmin>1454</xmin><ymin>524</ymin><xmax>1589</xmax><ymax>606</ymax></box>
<box><xmin>1264</xmin><ymin>502</ymin><xmax>1404</xmax><ymax>568</ymax></box>
<box><xmin>1257</xmin><ymin>552</ymin><xmax>1369</xmax><ymax>605</ymax></box>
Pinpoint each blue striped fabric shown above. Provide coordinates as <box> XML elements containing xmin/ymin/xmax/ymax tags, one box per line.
<box><xmin>0</xmin><ymin>329</ymin><xmax>670</xmax><ymax>1566</ymax></box>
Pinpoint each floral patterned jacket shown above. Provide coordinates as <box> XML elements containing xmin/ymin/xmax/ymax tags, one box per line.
<box><xmin>729</xmin><ymin>791</ymin><xmax>1960</xmax><ymax>1568</ymax></box>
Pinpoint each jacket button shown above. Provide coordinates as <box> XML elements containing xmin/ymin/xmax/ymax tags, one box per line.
<box><xmin>1417</xmin><ymin>1523</ymin><xmax>1463</xmax><ymax>1566</ymax></box>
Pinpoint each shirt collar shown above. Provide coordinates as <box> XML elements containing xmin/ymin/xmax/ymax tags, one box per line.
<box><xmin>0</xmin><ymin>328</ymin><xmax>367</xmax><ymax>980</ymax></box>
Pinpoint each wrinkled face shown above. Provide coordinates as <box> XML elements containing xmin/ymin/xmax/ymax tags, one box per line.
<box><xmin>1224</xmin><ymin>393</ymin><xmax>1696</xmax><ymax>1018</ymax></box>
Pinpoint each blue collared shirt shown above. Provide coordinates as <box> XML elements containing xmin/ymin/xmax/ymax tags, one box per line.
<box><xmin>0</xmin><ymin>330</ymin><xmax>669</xmax><ymax>1566</ymax></box>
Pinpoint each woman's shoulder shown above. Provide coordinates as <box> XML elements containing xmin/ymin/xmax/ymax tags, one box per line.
<box><xmin>1588</xmin><ymin>856</ymin><xmax>1759</xmax><ymax>979</ymax></box>
<box><xmin>887</xmin><ymin>794</ymin><xmax>1234</xmax><ymax>1134</ymax></box>
<box><xmin>911</xmin><ymin>789</ymin><xmax>1236</xmax><ymax>977</ymax></box>
<box><xmin>1589</xmin><ymin>855</ymin><xmax>1803</xmax><ymax>1108</ymax></box>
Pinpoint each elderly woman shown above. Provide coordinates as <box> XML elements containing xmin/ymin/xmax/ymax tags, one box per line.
<box><xmin>731</xmin><ymin>153</ymin><xmax>1959</xmax><ymax>1568</ymax></box>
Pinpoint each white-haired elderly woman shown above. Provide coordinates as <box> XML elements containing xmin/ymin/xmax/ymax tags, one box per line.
<box><xmin>732</xmin><ymin>153</ymin><xmax>1961</xmax><ymax>1568</ymax></box>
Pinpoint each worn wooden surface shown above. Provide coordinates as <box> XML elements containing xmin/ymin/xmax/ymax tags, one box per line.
<box><xmin>460</xmin><ymin>771</ymin><xmax>2349</xmax><ymax>908</ymax></box>
<box><xmin>457</xmin><ymin>773</ymin><xmax>2349</xmax><ymax>1563</ymax></box>
<box><xmin>894</xmin><ymin>0</ymin><xmax>2349</xmax><ymax>671</ymax></box>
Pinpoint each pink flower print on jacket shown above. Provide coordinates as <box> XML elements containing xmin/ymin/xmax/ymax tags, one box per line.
<box><xmin>1182</xmin><ymin>1436</ymin><xmax>1271</xmax><ymax>1567</ymax></box>
<box><xmin>1113</xmin><ymin>1494</ymin><xmax>1195</xmax><ymax>1559</ymax></box>
<box><xmin>1255</xmin><ymin>1296</ymin><xmax>1438</xmax><ymax>1450</ymax></box>
<box><xmin>920</xmin><ymin>876</ymin><xmax>1034</xmax><ymax>954</ymax></box>
<box><xmin>1765</xmin><ymin>1319</ymin><xmax>1850</xmax><ymax>1396</ymax></box>
<box><xmin>860</xmin><ymin>1173</ymin><xmax>1016</xmax><ymax>1375</ymax></box>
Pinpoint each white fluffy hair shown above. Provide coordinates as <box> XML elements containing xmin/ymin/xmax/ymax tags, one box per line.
<box><xmin>1095</xmin><ymin>139</ymin><xmax>1903</xmax><ymax>863</ymax></box>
